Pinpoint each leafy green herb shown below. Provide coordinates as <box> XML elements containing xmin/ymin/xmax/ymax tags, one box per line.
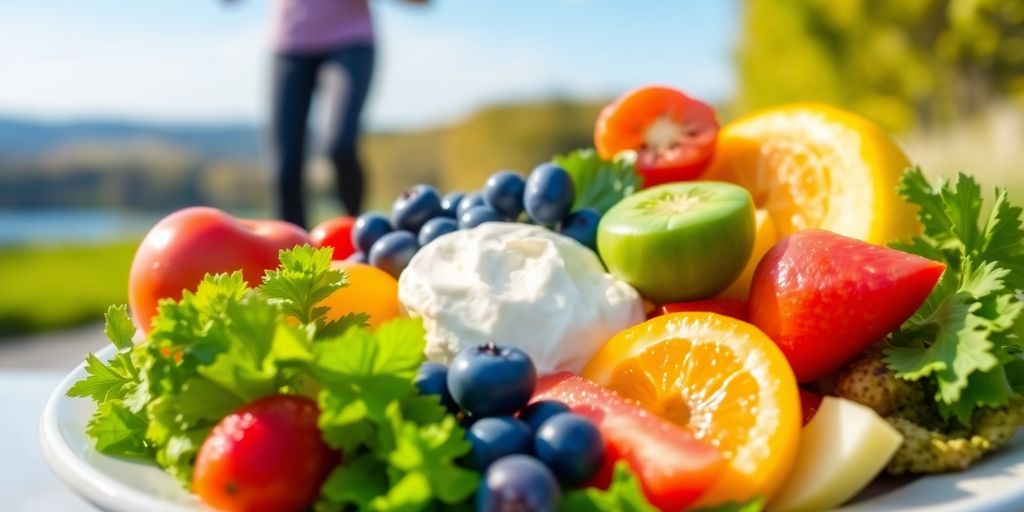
<box><xmin>314</xmin><ymin>321</ymin><xmax>478</xmax><ymax>511</ymax></box>
<box><xmin>692</xmin><ymin>496</ymin><xmax>766</xmax><ymax>512</ymax></box>
<box><xmin>260</xmin><ymin>244</ymin><xmax>368</xmax><ymax>334</ymax></box>
<box><xmin>554</xmin><ymin>148</ymin><xmax>641</xmax><ymax>214</ymax></box>
<box><xmin>561</xmin><ymin>462</ymin><xmax>659</xmax><ymax>512</ymax></box>
<box><xmin>885</xmin><ymin>168</ymin><xmax>1024</xmax><ymax>423</ymax></box>
<box><xmin>69</xmin><ymin>245</ymin><xmax>476</xmax><ymax>510</ymax></box>
<box><xmin>67</xmin><ymin>305</ymin><xmax>148</xmax><ymax>455</ymax></box>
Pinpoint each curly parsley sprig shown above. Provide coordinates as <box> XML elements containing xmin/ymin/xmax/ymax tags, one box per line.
<box><xmin>68</xmin><ymin>246</ymin><xmax>477</xmax><ymax>510</ymax></box>
<box><xmin>885</xmin><ymin>168</ymin><xmax>1024</xmax><ymax>424</ymax></box>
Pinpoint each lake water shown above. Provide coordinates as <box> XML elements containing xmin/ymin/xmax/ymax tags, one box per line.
<box><xmin>0</xmin><ymin>209</ymin><xmax>164</xmax><ymax>245</ymax></box>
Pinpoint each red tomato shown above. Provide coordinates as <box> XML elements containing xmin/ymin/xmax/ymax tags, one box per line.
<box><xmin>310</xmin><ymin>216</ymin><xmax>357</xmax><ymax>260</ymax></box>
<box><xmin>128</xmin><ymin>207</ymin><xmax>308</xmax><ymax>332</ymax></box>
<box><xmin>798</xmin><ymin>389</ymin><xmax>824</xmax><ymax>426</ymax></box>
<box><xmin>749</xmin><ymin>230</ymin><xmax>945</xmax><ymax>382</ymax></box>
<box><xmin>595</xmin><ymin>86</ymin><xmax>719</xmax><ymax>187</ymax></box>
<box><xmin>653</xmin><ymin>298</ymin><xmax>749</xmax><ymax>321</ymax></box>
<box><xmin>193</xmin><ymin>395</ymin><xmax>339</xmax><ymax>512</ymax></box>
<box><xmin>533</xmin><ymin>372</ymin><xmax>725</xmax><ymax>511</ymax></box>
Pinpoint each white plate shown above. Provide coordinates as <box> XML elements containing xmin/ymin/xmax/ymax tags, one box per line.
<box><xmin>41</xmin><ymin>345</ymin><xmax>1024</xmax><ymax>512</ymax></box>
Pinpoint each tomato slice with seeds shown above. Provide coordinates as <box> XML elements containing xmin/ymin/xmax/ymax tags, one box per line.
<box><xmin>595</xmin><ymin>86</ymin><xmax>719</xmax><ymax>187</ymax></box>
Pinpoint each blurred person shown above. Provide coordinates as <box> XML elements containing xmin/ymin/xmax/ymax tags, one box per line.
<box><xmin>231</xmin><ymin>0</ymin><xmax>426</xmax><ymax>229</ymax></box>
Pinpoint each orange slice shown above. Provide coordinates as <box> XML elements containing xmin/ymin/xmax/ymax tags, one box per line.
<box><xmin>583</xmin><ymin>312</ymin><xmax>800</xmax><ymax>506</ymax></box>
<box><xmin>703</xmin><ymin>103</ymin><xmax>919</xmax><ymax>245</ymax></box>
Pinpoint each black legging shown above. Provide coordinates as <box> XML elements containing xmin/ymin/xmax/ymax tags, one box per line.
<box><xmin>270</xmin><ymin>44</ymin><xmax>374</xmax><ymax>229</ymax></box>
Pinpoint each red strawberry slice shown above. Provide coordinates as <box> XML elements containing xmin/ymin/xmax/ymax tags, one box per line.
<box><xmin>533</xmin><ymin>372</ymin><xmax>725</xmax><ymax>511</ymax></box>
<box><xmin>749</xmin><ymin>229</ymin><xmax>944</xmax><ymax>382</ymax></box>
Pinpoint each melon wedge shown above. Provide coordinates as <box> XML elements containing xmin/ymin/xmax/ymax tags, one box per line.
<box><xmin>768</xmin><ymin>397</ymin><xmax>903</xmax><ymax>512</ymax></box>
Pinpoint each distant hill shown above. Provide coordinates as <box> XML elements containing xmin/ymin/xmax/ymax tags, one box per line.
<box><xmin>0</xmin><ymin>117</ymin><xmax>261</xmax><ymax>162</ymax></box>
<box><xmin>0</xmin><ymin>98</ymin><xmax>607</xmax><ymax>216</ymax></box>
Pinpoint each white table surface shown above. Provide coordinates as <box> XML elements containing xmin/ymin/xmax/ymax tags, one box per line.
<box><xmin>1</xmin><ymin>370</ymin><xmax>95</xmax><ymax>511</ymax></box>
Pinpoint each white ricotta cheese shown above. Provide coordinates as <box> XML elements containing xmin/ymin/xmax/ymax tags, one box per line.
<box><xmin>398</xmin><ymin>222</ymin><xmax>644</xmax><ymax>374</ymax></box>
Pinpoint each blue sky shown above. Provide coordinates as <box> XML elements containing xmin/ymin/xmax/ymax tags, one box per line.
<box><xmin>0</xmin><ymin>0</ymin><xmax>737</xmax><ymax>130</ymax></box>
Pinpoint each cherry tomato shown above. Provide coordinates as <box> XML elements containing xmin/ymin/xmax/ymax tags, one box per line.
<box><xmin>128</xmin><ymin>207</ymin><xmax>309</xmax><ymax>332</ymax></box>
<box><xmin>193</xmin><ymin>395</ymin><xmax>339</xmax><ymax>512</ymax></box>
<box><xmin>310</xmin><ymin>216</ymin><xmax>357</xmax><ymax>260</ymax></box>
<box><xmin>595</xmin><ymin>86</ymin><xmax>719</xmax><ymax>187</ymax></box>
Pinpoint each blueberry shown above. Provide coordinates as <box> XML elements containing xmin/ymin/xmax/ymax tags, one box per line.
<box><xmin>441</xmin><ymin>191</ymin><xmax>466</xmax><ymax>218</ymax></box>
<box><xmin>447</xmin><ymin>343</ymin><xmax>537</xmax><ymax>418</ymax></box>
<box><xmin>524</xmin><ymin>163</ymin><xmax>575</xmax><ymax>224</ymax></box>
<box><xmin>352</xmin><ymin>212</ymin><xmax>392</xmax><ymax>253</ymax></box>
<box><xmin>347</xmin><ymin>250</ymin><xmax>368</xmax><ymax>264</ymax></box>
<box><xmin>391</xmin><ymin>184</ymin><xmax>444</xmax><ymax>233</ymax></box>
<box><xmin>534</xmin><ymin>413</ymin><xmax>605</xmax><ymax>487</ymax></box>
<box><xmin>414</xmin><ymin>362</ymin><xmax>458</xmax><ymax>413</ymax></box>
<box><xmin>456</xmin><ymin>192</ymin><xmax>486</xmax><ymax>218</ymax></box>
<box><xmin>483</xmin><ymin>171</ymin><xmax>526</xmax><ymax>219</ymax></box>
<box><xmin>418</xmin><ymin>217</ymin><xmax>459</xmax><ymax>247</ymax></box>
<box><xmin>368</xmin><ymin>230</ymin><xmax>418</xmax><ymax>278</ymax></box>
<box><xmin>518</xmin><ymin>400</ymin><xmax>571</xmax><ymax>432</ymax></box>
<box><xmin>558</xmin><ymin>208</ymin><xmax>601</xmax><ymax>250</ymax></box>
<box><xmin>465</xmin><ymin>417</ymin><xmax>533</xmax><ymax>471</ymax></box>
<box><xmin>477</xmin><ymin>455</ymin><xmax>561</xmax><ymax>512</ymax></box>
<box><xmin>459</xmin><ymin>205</ymin><xmax>503</xmax><ymax>229</ymax></box>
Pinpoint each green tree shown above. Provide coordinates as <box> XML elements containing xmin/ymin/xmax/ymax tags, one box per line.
<box><xmin>734</xmin><ymin>0</ymin><xmax>1024</xmax><ymax>132</ymax></box>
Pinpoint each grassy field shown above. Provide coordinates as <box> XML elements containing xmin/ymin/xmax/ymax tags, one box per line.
<box><xmin>0</xmin><ymin>241</ymin><xmax>137</xmax><ymax>337</ymax></box>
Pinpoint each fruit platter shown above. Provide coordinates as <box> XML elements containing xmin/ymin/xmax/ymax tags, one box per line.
<box><xmin>41</xmin><ymin>86</ymin><xmax>1024</xmax><ymax>512</ymax></box>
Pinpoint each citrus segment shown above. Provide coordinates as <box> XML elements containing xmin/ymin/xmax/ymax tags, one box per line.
<box><xmin>703</xmin><ymin>103</ymin><xmax>919</xmax><ymax>245</ymax></box>
<box><xmin>583</xmin><ymin>312</ymin><xmax>800</xmax><ymax>506</ymax></box>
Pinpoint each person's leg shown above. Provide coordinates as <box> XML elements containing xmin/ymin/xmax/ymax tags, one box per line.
<box><xmin>269</xmin><ymin>53</ymin><xmax>320</xmax><ymax>228</ymax></box>
<box><xmin>323</xmin><ymin>44</ymin><xmax>375</xmax><ymax>216</ymax></box>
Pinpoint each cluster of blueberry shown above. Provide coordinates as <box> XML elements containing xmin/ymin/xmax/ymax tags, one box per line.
<box><xmin>349</xmin><ymin>162</ymin><xmax>603</xmax><ymax>277</ymax></box>
<box><xmin>415</xmin><ymin>344</ymin><xmax>605</xmax><ymax>511</ymax></box>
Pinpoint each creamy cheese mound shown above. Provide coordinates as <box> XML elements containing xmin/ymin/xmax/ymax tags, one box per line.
<box><xmin>398</xmin><ymin>222</ymin><xmax>644</xmax><ymax>374</ymax></box>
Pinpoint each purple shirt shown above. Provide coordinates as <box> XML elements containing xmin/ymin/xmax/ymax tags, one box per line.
<box><xmin>272</xmin><ymin>0</ymin><xmax>374</xmax><ymax>54</ymax></box>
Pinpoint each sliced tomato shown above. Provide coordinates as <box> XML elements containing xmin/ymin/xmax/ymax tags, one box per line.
<box><xmin>533</xmin><ymin>372</ymin><xmax>724</xmax><ymax>510</ymax></box>
<box><xmin>595</xmin><ymin>86</ymin><xmax>719</xmax><ymax>187</ymax></box>
<box><xmin>653</xmin><ymin>298</ymin><xmax>749</xmax><ymax>321</ymax></box>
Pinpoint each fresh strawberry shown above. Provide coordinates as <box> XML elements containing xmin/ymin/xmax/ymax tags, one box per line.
<box><xmin>749</xmin><ymin>230</ymin><xmax>944</xmax><ymax>382</ymax></box>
